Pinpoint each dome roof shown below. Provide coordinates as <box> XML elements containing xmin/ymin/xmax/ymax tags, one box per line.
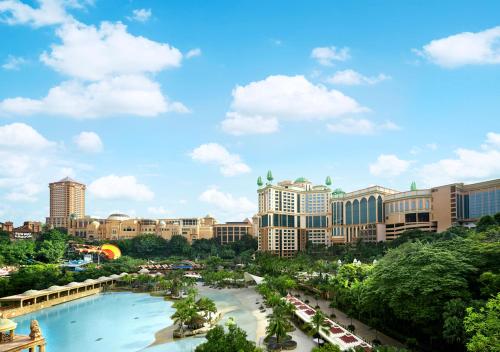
<box><xmin>294</xmin><ymin>177</ymin><xmax>309</xmax><ymax>183</ymax></box>
<box><xmin>83</xmin><ymin>279</ymin><xmax>96</xmax><ymax>284</ymax></box>
<box><xmin>47</xmin><ymin>285</ymin><xmax>65</xmax><ymax>291</ymax></box>
<box><xmin>159</xmin><ymin>220</ymin><xmax>166</xmax><ymax>226</ymax></box>
<box><xmin>21</xmin><ymin>289</ymin><xmax>40</xmax><ymax>296</ymax></box>
<box><xmin>0</xmin><ymin>318</ymin><xmax>17</xmax><ymax>332</ymax></box>
<box><xmin>65</xmin><ymin>282</ymin><xmax>82</xmax><ymax>287</ymax></box>
<box><xmin>107</xmin><ymin>213</ymin><xmax>130</xmax><ymax>221</ymax></box>
<box><xmin>138</xmin><ymin>268</ymin><xmax>150</xmax><ymax>274</ymax></box>
<box><xmin>109</xmin><ymin>274</ymin><xmax>120</xmax><ymax>279</ymax></box>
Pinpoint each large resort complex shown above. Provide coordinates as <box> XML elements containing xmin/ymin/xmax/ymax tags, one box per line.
<box><xmin>33</xmin><ymin>175</ymin><xmax>500</xmax><ymax>257</ymax></box>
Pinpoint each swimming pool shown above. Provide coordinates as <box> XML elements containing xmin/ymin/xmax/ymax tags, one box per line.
<box><xmin>12</xmin><ymin>288</ymin><xmax>260</xmax><ymax>352</ymax></box>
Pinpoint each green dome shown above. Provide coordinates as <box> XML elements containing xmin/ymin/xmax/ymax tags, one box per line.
<box><xmin>295</xmin><ymin>177</ymin><xmax>309</xmax><ymax>183</ymax></box>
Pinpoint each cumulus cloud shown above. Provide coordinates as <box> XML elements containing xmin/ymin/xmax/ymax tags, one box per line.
<box><xmin>0</xmin><ymin>75</ymin><xmax>188</xmax><ymax>118</ymax></box>
<box><xmin>327</xmin><ymin>69</ymin><xmax>390</xmax><ymax>85</ymax></box>
<box><xmin>420</xmin><ymin>132</ymin><xmax>500</xmax><ymax>186</ymax></box>
<box><xmin>0</xmin><ymin>122</ymin><xmax>55</xmax><ymax>149</ymax></box>
<box><xmin>416</xmin><ymin>26</ymin><xmax>500</xmax><ymax>68</ymax></box>
<box><xmin>311</xmin><ymin>46</ymin><xmax>350</xmax><ymax>66</ymax></box>
<box><xmin>73</xmin><ymin>131</ymin><xmax>103</xmax><ymax>152</ymax></box>
<box><xmin>369</xmin><ymin>154</ymin><xmax>411</xmax><ymax>177</ymax></box>
<box><xmin>327</xmin><ymin>119</ymin><xmax>399</xmax><ymax>135</ymax></box>
<box><xmin>0</xmin><ymin>9</ymin><xmax>188</xmax><ymax>119</ymax></box>
<box><xmin>41</xmin><ymin>21</ymin><xmax>182</xmax><ymax>80</ymax></box>
<box><xmin>186</xmin><ymin>48</ymin><xmax>201</xmax><ymax>59</ymax></box>
<box><xmin>221</xmin><ymin>75</ymin><xmax>367</xmax><ymax>135</ymax></box>
<box><xmin>2</xmin><ymin>55</ymin><xmax>27</xmax><ymax>70</ymax></box>
<box><xmin>0</xmin><ymin>122</ymin><xmax>83</xmax><ymax>204</ymax></box>
<box><xmin>221</xmin><ymin>112</ymin><xmax>278</xmax><ymax>136</ymax></box>
<box><xmin>0</xmin><ymin>0</ymin><xmax>75</xmax><ymax>27</ymax></box>
<box><xmin>129</xmin><ymin>8</ymin><xmax>151</xmax><ymax>22</ymax></box>
<box><xmin>190</xmin><ymin>143</ymin><xmax>251</xmax><ymax>177</ymax></box>
<box><xmin>89</xmin><ymin>175</ymin><xmax>154</xmax><ymax>201</ymax></box>
<box><xmin>199</xmin><ymin>187</ymin><xmax>256</xmax><ymax>219</ymax></box>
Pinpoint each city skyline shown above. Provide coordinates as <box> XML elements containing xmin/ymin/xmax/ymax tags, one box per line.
<box><xmin>1</xmin><ymin>0</ymin><xmax>500</xmax><ymax>224</ymax></box>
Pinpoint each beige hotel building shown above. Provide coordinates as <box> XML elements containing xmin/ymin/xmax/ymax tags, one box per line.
<box><xmin>46</xmin><ymin>177</ymin><xmax>86</xmax><ymax>229</ymax></box>
<box><xmin>257</xmin><ymin>176</ymin><xmax>500</xmax><ymax>256</ymax></box>
<box><xmin>257</xmin><ymin>176</ymin><xmax>332</xmax><ymax>257</ymax></box>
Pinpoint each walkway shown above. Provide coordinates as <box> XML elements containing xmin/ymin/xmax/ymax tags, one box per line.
<box><xmin>292</xmin><ymin>290</ymin><xmax>405</xmax><ymax>349</ymax></box>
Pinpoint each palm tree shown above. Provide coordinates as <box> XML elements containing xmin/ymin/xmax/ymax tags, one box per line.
<box><xmin>196</xmin><ymin>297</ymin><xmax>217</xmax><ymax>322</ymax></box>
<box><xmin>266</xmin><ymin>314</ymin><xmax>288</xmax><ymax>346</ymax></box>
<box><xmin>121</xmin><ymin>274</ymin><xmax>134</xmax><ymax>288</ymax></box>
<box><xmin>308</xmin><ymin>310</ymin><xmax>331</xmax><ymax>346</ymax></box>
<box><xmin>171</xmin><ymin>298</ymin><xmax>197</xmax><ymax>336</ymax></box>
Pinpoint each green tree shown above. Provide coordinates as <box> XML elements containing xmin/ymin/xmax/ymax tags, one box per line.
<box><xmin>463</xmin><ymin>293</ymin><xmax>500</xmax><ymax>352</ymax></box>
<box><xmin>195</xmin><ymin>320</ymin><xmax>260</xmax><ymax>352</ymax></box>
<box><xmin>442</xmin><ymin>298</ymin><xmax>467</xmax><ymax>345</ymax></box>
<box><xmin>311</xmin><ymin>344</ymin><xmax>341</xmax><ymax>352</ymax></box>
<box><xmin>37</xmin><ymin>240</ymin><xmax>67</xmax><ymax>263</ymax></box>
<box><xmin>307</xmin><ymin>310</ymin><xmax>330</xmax><ymax>346</ymax></box>
<box><xmin>168</xmin><ymin>235</ymin><xmax>191</xmax><ymax>256</ymax></box>
<box><xmin>476</xmin><ymin>215</ymin><xmax>497</xmax><ymax>232</ymax></box>
<box><xmin>196</xmin><ymin>297</ymin><xmax>217</xmax><ymax>321</ymax></box>
<box><xmin>131</xmin><ymin>234</ymin><xmax>167</xmax><ymax>256</ymax></box>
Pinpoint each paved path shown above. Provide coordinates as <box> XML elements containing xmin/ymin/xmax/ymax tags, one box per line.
<box><xmin>292</xmin><ymin>290</ymin><xmax>405</xmax><ymax>349</ymax></box>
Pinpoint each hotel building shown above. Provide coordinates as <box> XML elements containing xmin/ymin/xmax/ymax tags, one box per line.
<box><xmin>257</xmin><ymin>176</ymin><xmax>500</xmax><ymax>256</ymax></box>
<box><xmin>68</xmin><ymin>214</ymin><xmax>217</xmax><ymax>243</ymax></box>
<box><xmin>46</xmin><ymin>177</ymin><xmax>86</xmax><ymax>230</ymax></box>
<box><xmin>213</xmin><ymin>219</ymin><xmax>255</xmax><ymax>245</ymax></box>
<box><xmin>257</xmin><ymin>176</ymin><xmax>331</xmax><ymax>257</ymax></box>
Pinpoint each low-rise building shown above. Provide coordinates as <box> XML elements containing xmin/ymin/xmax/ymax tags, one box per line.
<box><xmin>0</xmin><ymin>221</ymin><xmax>13</xmax><ymax>233</ymax></box>
<box><xmin>68</xmin><ymin>214</ymin><xmax>217</xmax><ymax>242</ymax></box>
<box><xmin>213</xmin><ymin>219</ymin><xmax>254</xmax><ymax>245</ymax></box>
<box><xmin>11</xmin><ymin>221</ymin><xmax>42</xmax><ymax>240</ymax></box>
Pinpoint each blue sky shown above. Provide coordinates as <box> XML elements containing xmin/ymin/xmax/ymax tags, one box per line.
<box><xmin>0</xmin><ymin>0</ymin><xmax>499</xmax><ymax>224</ymax></box>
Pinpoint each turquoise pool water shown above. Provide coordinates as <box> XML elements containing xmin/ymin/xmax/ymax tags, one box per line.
<box><xmin>13</xmin><ymin>289</ymin><xmax>259</xmax><ymax>352</ymax></box>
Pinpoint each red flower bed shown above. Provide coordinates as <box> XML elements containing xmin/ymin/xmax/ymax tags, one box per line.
<box><xmin>330</xmin><ymin>327</ymin><xmax>344</xmax><ymax>334</ymax></box>
<box><xmin>340</xmin><ymin>335</ymin><xmax>358</xmax><ymax>344</ymax></box>
<box><xmin>304</xmin><ymin>309</ymin><xmax>316</xmax><ymax>315</ymax></box>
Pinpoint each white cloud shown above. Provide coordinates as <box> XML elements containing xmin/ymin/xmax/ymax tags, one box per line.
<box><xmin>327</xmin><ymin>119</ymin><xmax>399</xmax><ymax>135</ymax></box>
<box><xmin>369</xmin><ymin>154</ymin><xmax>411</xmax><ymax>177</ymax></box>
<box><xmin>0</xmin><ymin>122</ymin><xmax>55</xmax><ymax>149</ymax></box>
<box><xmin>484</xmin><ymin>132</ymin><xmax>500</xmax><ymax>148</ymax></box>
<box><xmin>147</xmin><ymin>206</ymin><xmax>170</xmax><ymax>216</ymax></box>
<box><xmin>129</xmin><ymin>8</ymin><xmax>151</xmax><ymax>23</ymax></box>
<box><xmin>311</xmin><ymin>46</ymin><xmax>350</xmax><ymax>66</ymax></box>
<box><xmin>73</xmin><ymin>131</ymin><xmax>103</xmax><ymax>153</ymax></box>
<box><xmin>2</xmin><ymin>55</ymin><xmax>27</xmax><ymax>70</ymax></box>
<box><xmin>416</xmin><ymin>26</ymin><xmax>500</xmax><ymax>68</ymax></box>
<box><xmin>0</xmin><ymin>75</ymin><xmax>188</xmax><ymax>118</ymax></box>
<box><xmin>327</xmin><ymin>69</ymin><xmax>390</xmax><ymax>85</ymax></box>
<box><xmin>190</xmin><ymin>143</ymin><xmax>251</xmax><ymax>177</ymax></box>
<box><xmin>222</xmin><ymin>75</ymin><xmax>366</xmax><ymax>135</ymax></box>
<box><xmin>420</xmin><ymin>133</ymin><xmax>500</xmax><ymax>186</ymax></box>
<box><xmin>41</xmin><ymin>21</ymin><xmax>182</xmax><ymax>81</ymax></box>
<box><xmin>89</xmin><ymin>175</ymin><xmax>154</xmax><ymax>201</ymax></box>
<box><xmin>0</xmin><ymin>0</ymin><xmax>72</xmax><ymax>27</ymax></box>
<box><xmin>199</xmin><ymin>187</ymin><xmax>256</xmax><ymax>219</ymax></box>
<box><xmin>186</xmin><ymin>48</ymin><xmax>201</xmax><ymax>59</ymax></box>
<box><xmin>5</xmin><ymin>182</ymin><xmax>41</xmax><ymax>202</ymax></box>
<box><xmin>221</xmin><ymin>112</ymin><xmax>279</xmax><ymax>136</ymax></box>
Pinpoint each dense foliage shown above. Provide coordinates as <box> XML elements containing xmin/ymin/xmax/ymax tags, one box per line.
<box><xmin>110</xmin><ymin>234</ymin><xmax>257</xmax><ymax>261</ymax></box>
<box><xmin>251</xmin><ymin>215</ymin><xmax>500</xmax><ymax>352</ymax></box>
<box><xmin>195</xmin><ymin>320</ymin><xmax>262</xmax><ymax>352</ymax></box>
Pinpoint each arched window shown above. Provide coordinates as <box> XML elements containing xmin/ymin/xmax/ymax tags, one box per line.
<box><xmin>377</xmin><ymin>196</ymin><xmax>383</xmax><ymax>222</ymax></box>
<box><xmin>360</xmin><ymin>198</ymin><xmax>368</xmax><ymax>224</ymax></box>
<box><xmin>368</xmin><ymin>196</ymin><xmax>376</xmax><ymax>222</ymax></box>
<box><xmin>346</xmin><ymin>201</ymin><xmax>352</xmax><ymax>225</ymax></box>
<box><xmin>353</xmin><ymin>199</ymin><xmax>360</xmax><ymax>224</ymax></box>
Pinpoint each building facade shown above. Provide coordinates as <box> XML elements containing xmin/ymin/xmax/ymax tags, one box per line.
<box><xmin>213</xmin><ymin>219</ymin><xmax>254</xmax><ymax>245</ymax></box>
<box><xmin>68</xmin><ymin>214</ymin><xmax>217</xmax><ymax>243</ymax></box>
<box><xmin>331</xmin><ymin>186</ymin><xmax>398</xmax><ymax>243</ymax></box>
<box><xmin>257</xmin><ymin>176</ymin><xmax>500</xmax><ymax>256</ymax></box>
<box><xmin>46</xmin><ymin>177</ymin><xmax>86</xmax><ymax>230</ymax></box>
<box><xmin>12</xmin><ymin>221</ymin><xmax>42</xmax><ymax>240</ymax></box>
<box><xmin>257</xmin><ymin>176</ymin><xmax>331</xmax><ymax>257</ymax></box>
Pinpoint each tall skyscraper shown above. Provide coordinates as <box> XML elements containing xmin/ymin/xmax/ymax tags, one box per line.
<box><xmin>257</xmin><ymin>175</ymin><xmax>331</xmax><ymax>257</ymax></box>
<box><xmin>46</xmin><ymin>177</ymin><xmax>86</xmax><ymax>229</ymax></box>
